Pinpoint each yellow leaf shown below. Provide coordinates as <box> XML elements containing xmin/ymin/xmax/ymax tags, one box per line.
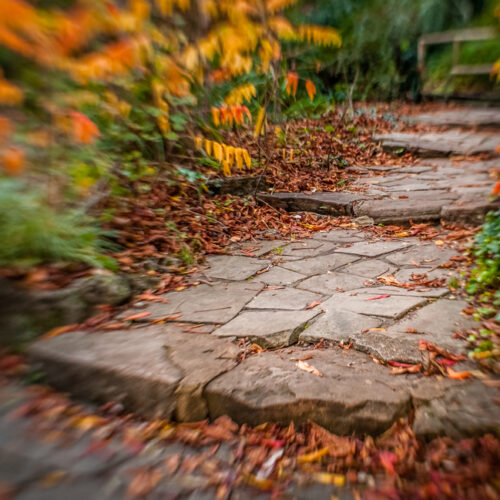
<box><xmin>213</xmin><ymin>142</ymin><xmax>223</xmax><ymax>162</ymax></box>
<box><xmin>243</xmin><ymin>149</ymin><xmax>251</xmax><ymax>169</ymax></box>
<box><xmin>211</xmin><ymin>107</ymin><xmax>220</xmax><ymax>126</ymax></box>
<box><xmin>194</xmin><ymin>135</ymin><xmax>203</xmax><ymax>149</ymax></box>
<box><xmin>222</xmin><ymin>160</ymin><xmax>231</xmax><ymax>176</ymax></box>
<box><xmin>225</xmin><ymin>145</ymin><xmax>235</xmax><ymax>165</ymax></box>
<box><xmin>313</xmin><ymin>472</ymin><xmax>346</xmax><ymax>487</ymax></box>
<box><xmin>253</xmin><ymin>106</ymin><xmax>266</xmax><ymax>137</ymax></box>
<box><xmin>204</xmin><ymin>139</ymin><xmax>212</xmax><ymax>156</ymax></box>
<box><xmin>235</xmin><ymin>148</ymin><xmax>244</xmax><ymax>170</ymax></box>
<box><xmin>297</xmin><ymin>447</ymin><xmax>329</xmax><ymax>463</ymax></box>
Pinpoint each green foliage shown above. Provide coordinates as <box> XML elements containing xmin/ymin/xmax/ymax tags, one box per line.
<box><xmin>467</xmin><ymin>209</ymin><xmax>500</xmax><ymax>294</ymax></box>
<box><xmin>0</xmin><ymin>179</ymin><xmax>116</xmax><ymax>269</ymax></box>
<box><xmin>287</xmin><ymin>0</ymin><xmax>495</xmax><ymax>99</ymax></box>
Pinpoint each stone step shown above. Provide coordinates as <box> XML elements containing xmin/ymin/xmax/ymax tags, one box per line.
<box><xmin>28</xmin><ymin>325</ymin><xmax>500</xmax><ymax>438</ymax></box>
<box><xmin>256</xmin><ymin>158</ymin><xmax>499</xmax><ymax>224</ymax></box>
<box><xmin>403</xmin><ymin>108</ymin><xmax>500</xmax><ymax>129</ymax></box>
<box><xmin>373</xmin><ymin>130</ymin><xmax>500</xmax><ymax>157</ymax></box>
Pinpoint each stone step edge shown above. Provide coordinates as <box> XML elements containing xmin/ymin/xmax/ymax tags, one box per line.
<box><xmin>27</xmin><ymin>330</ymin><xmax>499</xmax><ymax>439</ymax></box>
<box><xmin>256</xmin><ymin>192</ymin><xmax>499</xmax><ymax>224</ymax></box>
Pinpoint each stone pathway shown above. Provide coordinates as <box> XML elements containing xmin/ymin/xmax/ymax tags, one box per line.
<box><xmin>29</xmin><ymin>231</ymin><xmax>499</xmax><ymax>438</ymax></box>
<box><xmin>27</xmin><ymin>108</ymin><xmax>500</xmax><ymax>440</ymax></box>
<box><xmin>3</xmin><ymin>108</ymin><xmax>500</xmax><ymax>499</ymax></box>
<box><xmin>259</xmin><ymin>158</ymin><xmax>499</xmax><ymax>224</ymax></box>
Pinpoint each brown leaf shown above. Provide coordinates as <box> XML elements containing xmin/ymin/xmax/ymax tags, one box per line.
<box><xmin>127</xmin><ymin>468</ymin><xmax>163</xmax><ymax>498</ymax></box>
<box><xmin>122</xmin><ymin>311</ymin><xmax>151</xmax><ymax>321</ymax></box>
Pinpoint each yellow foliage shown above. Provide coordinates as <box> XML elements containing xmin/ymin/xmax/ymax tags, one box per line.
<box><xmin>253</xmin><ymin>106</ymin><xmax>266</xmax><ymax>137</ymax></box>
<box><xmin>297</xmin><ymin>25</ymin><xmax>341</xmax><ymax>47</ymax></box>
<box><xmin>224</xmin><ymin>84</ymin><xmax>256</xmax><ymax>106</ymax></box>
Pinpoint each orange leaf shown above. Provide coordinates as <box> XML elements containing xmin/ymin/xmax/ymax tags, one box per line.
<box><xmin>447</xmin><ymin>367</ymin><xmax>472</xmax><ymax>380</ymax></box>
<box><xmin>365</xmin><ymin>294</ymin><xmax>390</xmax><ymax>301</ymax></box>
<box><xmin>305</xmin><ymin>300</ymin><xmax>322</xmax><ymax>309</ymax></box>
<box><xmin>305</xmin><ymin>79</ymin><xmax>316</xmax><ymax>100</ymax></box>
<box><xmin>285</xmin><ymin>72</ymin><xmax>298</xmax><ymax>97</ymax></box>
<box><xmin>491</xmin><ymin>181</ymin><xmax>500</xmax><ymax>196</ymax></box>
<box><xmin>1</xmin><ymin>147</ymin><xmax>25</xmax><ymax>175</ymax></box>
<box><xmin>122</xmin><ymin>311</ymin><xmax>151</xmax><ymax>321</ymax></box>
<box><xmin>70</xmin><ymin>111</ymin><xmax>100</xmax><ymax>144</ymax></box>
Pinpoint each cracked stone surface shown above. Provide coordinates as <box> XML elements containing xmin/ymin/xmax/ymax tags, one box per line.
<box><xmin>246</xmin><ymin>287</ymin><xmax>322</xmax><ymax>310</ymax></box>
<box><xmin>132</xmin><ymin>281</ymin><xmax>262</xmax><ymax>323</ymax></box>
<box><xmin>24</xmin><ymin>110</ymin><xmax>500</xmax><ymax>438</ymax></box>
<box><xmin>340</xmin><ymin>259</ymin><xmax>395</xmax><ymax>278</ymax></box>
<box><xmin>28</xmin><ymin>222</ymin><xmax>498</xmax><ymax>437</ymax></box>
<box><xmin>251</xmin><ymin>266</ymin><xmax>306</xmax><ymax>286</ymax></box>
<box><xmin>205</xmin><ymin>347</ymin><xmax>412</xmax><ymax>434</ymax></box>
<box><xmin>334</xmin><ymin>240</ymin><xmax>411</xmax><ymax>257</ymax></box>
<box><xmin>296</xmin><ymin>272</ymin><xmax>367</xmax><ymax>294</ymax></box>
<box><xmin>279</xmin><ymin>252</ymin><xmax>360</xmax><ymax>275</ymax></box>
<box><xmin>203</xmin><ymin>255</ymin><xmax>270</xmax><ymax>280</ymax></box>
<box><xmin>212</xmin><ymin>309</ymin><xmax>320</xmax><ymax>348</ymax></box>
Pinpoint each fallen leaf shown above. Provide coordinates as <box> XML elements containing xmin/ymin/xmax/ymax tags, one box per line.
<box><xmin>365</xmin><ymin>294</ymin><xmax>390</xmax><ymax>301</ymax></box>
<box><xmin>305</xmin><ymin>300</ymin><xmax>322</xmax><ymax>309</ymax></box>
<box><xmin>313</xmin><ymin>472</ymin><xmax>345</xmax><ymax>486</ymax></box>
<box><xmin>122</xmin><ymin>311</ymin><xmax>151</xmax><ymax>321</ymax></box>
<box><xmin>379</xmin><ymin>451</ymin><xmax>397</xmax><ymax>475</ymax></box>
<box><xmin>42</xmin><ymin>324</ymin><xmax>79</xmax><ymax>339</ymax></box>
<box><xmin>127</xmin><ymin>468</ymin><xmax>163</xmax><ymax>498</ymax></box>
<box><xmin>297</xmin><ymin>447</ymin><xmax>330</xmax><ymax>463</ymax></box>
<box><xmin>297</xmin><ymin>360</ymin><xmax>322</xmax><ymax>377</ymax></box>
<box><xmin>406</xmin><ymin>328</ymin><xmax>418</xmax><ymax>334</ymax></box>
<box><xmin>447</xmin><ymin>367</ymin><xmax>472</xmax><ymax>380</ymax></box>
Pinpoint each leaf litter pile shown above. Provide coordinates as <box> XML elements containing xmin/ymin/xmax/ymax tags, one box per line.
<box><xmin>0</xmin><ymin>359</ymin><xmax>498</xmax><ymax>500</ymax></box>
<box><xmin>95</xmin><ymin>110</ymin><xmax>413</xmax><ymax>274</ymax></box>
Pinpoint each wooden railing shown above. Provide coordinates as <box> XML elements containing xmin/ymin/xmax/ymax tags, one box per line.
<box><xmin>418</xmin><ymin>27</ymin><xmax>499</xmax><ymax>77</ymax></box>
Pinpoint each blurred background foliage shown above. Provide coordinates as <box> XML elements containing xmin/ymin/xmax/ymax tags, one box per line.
<box><xmin>0</xmin><ymin>0</ymin><xmax>499</xmax><ymax>271</ymax></box>
<box><xmin>286</xmin><ymin>0</ymin><xmax>500</xmax><ymax>100</ymax></box>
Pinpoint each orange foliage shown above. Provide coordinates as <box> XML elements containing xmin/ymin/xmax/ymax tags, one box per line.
<box><xmin>1</xmin><ymin>147</ymin><xmax>25</xmax><ymax>176</ymax></box>
<box><xmin>70</xmin><ymin>112</ymin><xmax>101</xmax><ymax>144</ymax></box>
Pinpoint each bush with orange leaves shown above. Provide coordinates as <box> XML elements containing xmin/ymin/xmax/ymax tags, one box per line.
<box><xmin>0</xmin><ymin>0</ymin><xmax>340</xmax><ymax>268</ymax></box>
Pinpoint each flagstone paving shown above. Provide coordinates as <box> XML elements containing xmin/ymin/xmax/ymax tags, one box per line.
<box><xmin>25</xmin><ymin>108</ymin><xmax>500</xmax><ymax>447</ymax></box>
<box><xmin>29</xmin><ymin>230</ymin><xmax>500</xmax><ymax>438</ymax></box>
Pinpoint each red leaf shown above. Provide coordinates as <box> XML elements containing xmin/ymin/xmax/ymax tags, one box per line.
<box><xmin>365</xmin><ymin>294</ymin><xmax>390</xmax><ymax>301</ymax></box>
<box><xmin>379</xmin><ymin>451</ymin><xmax>397</xmax><ymax>475</ymax></box>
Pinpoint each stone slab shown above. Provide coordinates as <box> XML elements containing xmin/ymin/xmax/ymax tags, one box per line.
<box><xmin>139</xmin><ymin>282</ymin><xmax>262</xmax><ymax>323</ymax></box>
<box><xmin>251</xmin><ymin>266</ymin><xmax>306</xmax><ymax>286</ymax></box>
<box><xmin>231</xmin><ymin>239</ymin><xmax>287</xmax><ymax>257</ymax></box>
<box><xmin>328</xmin><ymin>291</ymin><xmax>428</xmax><ymax>319</ymax></box>
<box><xmin>412</xmin><ymin>381</ymin><xmax>500</xmax><ymax>439</ymax></box>
<box><xmin>162</xmin><ymin>329</ymin><xmax>240</xmax><ymax>421</ymax></box>
<box><xmin>204</xmin><ymin>255</ymin><xmax>271</xmax><ymax>281</ymax></box>
<box><xmin>297</xmin><ymin>272</ymin><xmax>367</xmax><ymax>294</ymax></box>
<box><xmin>354</xmin><ymin>199</ymin><xmax>445</xmax><ymax>223</ymax></box>
<box><xmin>310</xmin><ymin>229</ymin><xmax>364</xmax><ymax>243</ymax></box>
<box><xmin>374</xmin><ymin>131</ymin><xmax>500</xmax><ymax>157</ymax></box>
<box><xmin>300</xmin><ymin>305</ymin><xmax>382</xmax><ymax>343</ymax></box>
<box><xmin>257</xmin><ymin>192</ymin><xmax>368</xmax><ymax>216</ymax></box>
<box><xmin>205</xmin><ymin>348</ymin><xmax>412</xmax><ymax>435</ymax></box>
<box><xmin>279</xmin><ymin>253</ymin><xmax>360</xmax><ymax>275</ymax></box>
<box><xmin>386</xmin><ymin>299</ymin><xmax>475</xmax><ymax>341</ymax></box>
<box><xmin>212</xmin><ymin>309</ymin><xmax>320</xmax><ymax>348</ymax></box>
<box><xmin>386</xmin><ymin>244</ymin><xmax>457</xmax><ymax>267</ymax></box>
<box><xmin>405</xmin><ymin>108</ymin><xmax>500</xmax><ymax>128</ymax></box>
<box><xmin>279</xmin><ymin>240</ymin><xmax>337</xmax><ymax>260</ymax></box>
<box><xmin>28</xmin><ymin>327</ymin><xmax>183</xmax><ymax>419</ymax></box>
<box><xmin>246</xmin><ymin>287</ymin><xmax>322</xmax><ymax>310</ymax></box>
<box><xmin>334</xmin><ymin>240</ymin><xmax>412</xmax><ymax>257</ymax></box>
<box><xmin>339</xmin><ymin>259</ymin><xmax>395</xmax><ymax>278</ymax></box>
